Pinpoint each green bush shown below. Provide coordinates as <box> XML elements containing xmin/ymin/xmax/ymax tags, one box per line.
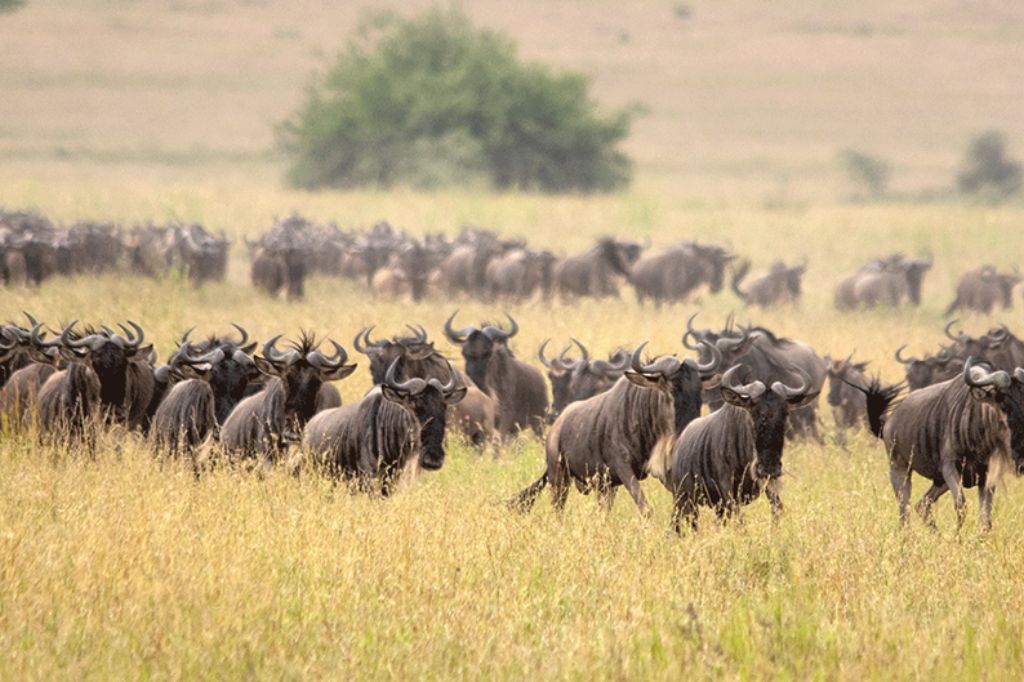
<box><xmin>277</xmin><ymin>8</ymin><xmax>635</xmax><ymax>192</ymax></box>
<box><xmin>0</xmin><ymin>0</ymin><xmax>26</xmax><ymax>13</ymax></box>
<box><xmin>956</xmin><ymin>130</ymin><xmax>1021</xmax><ymax>203</ymax></box>
<box><xmin>837</xmin><ymin>148</ymin><xmax>890</xmax><ymax>201</ymax></box>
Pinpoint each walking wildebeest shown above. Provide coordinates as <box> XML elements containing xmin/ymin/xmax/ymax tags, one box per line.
<box><xmin>511</xmin><ymin>339</ymin><xmax>722</xmax><ymax>516</ymax></box>
<box><xmin>444</xmin><ymin>311</ymin><xmax>548</xmax><ymax>438</ymax></box>
<box><xmin>353</xmin><ymin>325</ymin><xmax>495</xmax><ymax>446</ymax></box>
<box><xmin>485</xmin><ymin>248</ymin><xmax>557</xmax><ymax>301</ymax></box>
<box><xmin>538</xmin><ymin>338</ymin><xmax>629</xmax><ymax>422</ymax></box>
<box><xmin>220</xmin><ymin>333</ymin><xmax>356</xmax><ymax>466</ymax></box>
<box><xmin>945</xmin><ymin>265</ymin><xmax>1020</xmax><ymax>315</ymax></box>
<box><xmin>833</xmin><ymin>254</ymin><xmax>932</xmax><ymax>310</ymax></box>
<box><xmin>731</xmin><ymin>259</ymin><xmax>806</xmax><ymax>308</ymax></box>
<box><xmin>552</xmin><ymin>237</ymin><xmax>641</xmax><ymax>299</ymax></box>
<box><xmin>663</xmin><ymin>364</ymin><xmax>819</xmax><ymax>532</ymax></box>
<box><xmin>895</xmin><ymin>344</ymin><xmax>960</xmax><ymax>391</ymax></box>
<box><xmin>299</xmin><ymin>358</ymin><xmax>466</xmax><ymax>494</ymax></box>
<box><xmin>631</xmin><ymin>241</ymin><xmax>735</xmax><ymax>306</ymax></box>
<box><xmin>857</xmin><ymin>358</ymin><xmax>1024</xmax><ymax>532</ymax></box>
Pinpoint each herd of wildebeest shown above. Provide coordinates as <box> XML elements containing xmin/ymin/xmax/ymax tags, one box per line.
<box><xmin>4</xmin><ymin>209</ymin><xmax>1022</xmax><ymax>314</ymax></box>
<box><xmin>2</xmin><ymin>297</ymin><xmax>1024</xmax><ymax>534</ymax></box>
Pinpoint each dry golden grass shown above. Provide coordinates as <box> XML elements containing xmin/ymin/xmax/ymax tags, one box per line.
<box><xmin>1</xmin><ymin>184</ymin><xmax>1024</xmax><ymax>679</ymax></box>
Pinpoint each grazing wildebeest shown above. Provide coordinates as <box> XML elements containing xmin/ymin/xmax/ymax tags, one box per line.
<box><xmin>353</xmin><ymin>325</ymin><xmax>495</xmax><ymax>447</ymax></box>
<box><xmin>444</xmin><ymin>311</ymin><xmax>548</xmax><ymax>438</ymax></box>
<box><xmin>686</xmin><ymin>318</ymin><xmax>826</xmax><ymax>439</ymax></box>
<box><xmin>512</xmin><ymin>340</ymin><xmax>722</xmax><ymax>516</ymax></box>
<box><xmin>299</xmin><ymin>358</ymin><xmax>467</xmax><ymax>494</ymax></box>
<box><xmin>552</xmin><ymin>237</ymin><xmax>641</xmax><ymax>299</ymax></box>
<box><xmin>538</xmin><ymin>338</ymin><xmax>629</xmax><ymax>422</ymax></box>
<box><xmin>895</xmin><ymin>344</ymin><xmax>960</xmax><ymax>391</ymax></box>
<box><xmin>731</xmin><ymin>259</ymin><xmax>806</xmax><ymax>308</ymax></box>
<box><xmin>149</xmin><ymin>343</ymin><xmax>225</xmax><ymax>462</ymax></box>
<box><xmin>858</xmin><ymin>358</ymin><xmax>1024</xmax><ymax>532</ymax></box>
<box><xmin>631</xmin><ymin>241</ymin><xmax>735</xmax><ymax>306</ymax></box>
<box><xmin>833</xmin><ymin>254</ymin><xmax>932</xmax><ymax>310</ymax></box>
<box><xmin>27</xmin><ymin>324</ymin><xmax>103</xmax><ymax>443</ymax></box>
<box><xmin>825</xmin><ymin>353</ymin><xmax>870</xmax><ymax>432</ymax></box>
<box><xmin>663</xmin><ymin>365</ymin><xmax>818</xmax><ymax>532</ymax></box>
<box><xmin>220</xmin><ymin>334</ymin><xmax>356</xmax><ymax>465</ymax></box>
<box><xmin>945</xmin><ymin>265</ymin><xmax>1020</xmax><ymax>315</ymax></box>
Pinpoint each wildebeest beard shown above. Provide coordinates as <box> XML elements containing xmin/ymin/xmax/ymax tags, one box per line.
<box><xmin>408</xmin><ymin>389</ymin><xmax>450</xmax><ymax>470</ymax></box>
<box><xmin>995</xmin><ymin>380</ymin><xmax>1024</xmax><ymax>471</ymax></box>
<box><xmin>89</xmin><ymin>343</ymin><xmax>130</xmax><ymax>412</ymax></box>
<box><xmin>283</xmin><ymin>362</ymin><xmax>326</xmax><ymax>426</ymax></box>
<box><xmin>751</xmin><ymin>391</ymin><xmax>788</xmax><ymax>479</ymax></box>
<box><xmin>668</xmin><ymin>367</ymin><xmax>704</xmax><ymax>435</ymax></box>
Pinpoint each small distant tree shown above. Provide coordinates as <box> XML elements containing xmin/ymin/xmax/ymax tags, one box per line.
<box><xmin>278</xmin><ymin>8</ymin><xmax>635</xmax><ymax>192</ymax></box>
<box><xmin>0</xmin><ymin>0</ymin><xmax>26</xmax><ymax>12</ymax></box>
<box><xmin>837</xmin><ymin>148</ymin><xmax>890</xmax><ymax>201</ymax></box>
<box><xmin>956</xmin><ymin>130</ymin><xmax>1021</xmax><ymax>202</ymax></box>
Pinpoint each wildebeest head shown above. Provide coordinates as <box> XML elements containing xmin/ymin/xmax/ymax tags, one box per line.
<box><xmin>444</xmin><ymin>311</ymin><xmax>518</xmax><ymax>391</ymax></box>
<box><xmin>58</xmin><ymin>321</ymin><xmax>152</xmax><ymax>409</ymax></box>
<box><xmin>683</xmin><ymin>314</ymin><xmax>756</xmax><ymax>368</ymax></box>
<box><xmin>538</xmin><ymin>339</ymin><xmax>575</xmax><ymax>420</ymax></box>
<box><xmin>998</xmin><ymin>270</ymin><xmax>1021</xmax><ymax>308</ymax></box>
<box><xmin>785</xmin><ymin>260</ymin><xmax>807</xmax><ymax>298</ymax></box>
<box><xmin>382</xmin><ymin>358</ymin><xmax>467</xmax><ymax>470</ymax></box>
<box><xmin>690</xmin><ymin>243</ymin><xmax>735</xmax><ymax>293</ymax></box>
<box><xmin>825</xmin><ymin>354</ymin><xmax>869</xmax><ymax>407</ymax></box>
<box><xmin>720</xmin><ymin>364</ymin><xmax>819</xmax><ymax>480</ymax></box>
<box><xmin>255</xmin><ymin>333</ymin><xmax>357</xmax><ymax>425</ymax></box>
<box><xmin>900</xmin><ymin>256</ymin><xmax>932</xmax><ymax>306</ymax></box>
<box><xmin>963</xmin><ymin>358</ymin><xmax>1024</xmax><ymax>473</ymax></box>
<box><xmin>354</xmin><ymin>324</ymin><xmax>437</xmax><ymax>385</ymax></box>
<box><xmin>626</xmin><ymin>338</ymin><xmax>722</xmax><ymax>434</ymax></box>
<box><xmin>181</xmin><ymin>324</ymin><xmax>260</xmax><ymax>419</ymax></box>
<box><xmin>538</xmin><ymin>339</ymin><xmax>630</xmax><ymax>421</ymax></box>
<box><xmin>895</xmin><ymin>344</ymin><xmax>958</xmax><ymax>391</ymax></box>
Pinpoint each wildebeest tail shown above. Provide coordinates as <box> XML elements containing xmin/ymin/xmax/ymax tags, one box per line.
<box><xmin>509</xmin><ymin>472</ymin><xmax>548</xmax><ymax>512</ymax></box>
<box><xmin>943</xmin><ymin>296</ymin><xmax>961</xmax><ymax>317</ymax></box>
<box><xmin>842</xmin><ymin>374</ymin><xmax>901</xmax><ymax>438</ymax></box>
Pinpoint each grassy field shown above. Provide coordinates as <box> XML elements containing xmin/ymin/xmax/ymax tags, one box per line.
<box><xmin>3</xmin><ymin>0</ymin><xmax>1024</xmax><ymax>678</ymax></box>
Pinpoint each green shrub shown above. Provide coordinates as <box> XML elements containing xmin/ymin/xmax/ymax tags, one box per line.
<box><xmin>837</xmin><ymin>148</ymin><xmax>890</xmax><ymax>201</ymax></box>
<box><xmin>956</xmin><ymin>130</ymin><xmax>1021</xmax><ymax>203</ymax></box>
<box><xmin>277</xmin><ymin>8</ymin><xmax>635</xmax><ymax>192</ymax></box>
<box><xmin>0</xmin><ymin>0</ymin><xmax>26</xmax><ymax>13</ymax></box>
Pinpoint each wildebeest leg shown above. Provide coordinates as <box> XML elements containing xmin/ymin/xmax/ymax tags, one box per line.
<box><xmin>765</xmin><ymin>482</ymin><xmax>784</xmax><ymax>523</ymax></box>
<box><xmin>940</xmin><ymin>462</ymin><xmax>966</xmax><ymax>532</ymax></box>
<box><xmin>610</xmin><ymin>457</ymin><xmax>651</xmax><ymax>519</ymax></box>
<box><xmin>913</xmin><ymin>483</ymin><xmax>948</xmax><ymax>530</ymax></box>
<box><xmin>596</xmin><ymin>482</ymin><xmax>617</xmax><ymax>513</ymax></box>
<box><xmin>978</xmin><ymin>470</ymin><xmax>993</xmax><ymax>533</ymax></box>
<box><xmin>509</xmin><ymin>472</ymin><xmax>547</xmax><ymax>513</ymax></box>
<box><xmin>889</xmin><ymin>464</ymin><xmax>912</xmax><ymax>526</ymax></box>
<box><xmin>549</xmin><ymin>460</ymin><xmax>570</xmax><ymax>512</ymax></box>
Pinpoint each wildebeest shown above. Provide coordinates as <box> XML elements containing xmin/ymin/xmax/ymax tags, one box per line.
<box><xmin>894</xmin><ymin>344</ymin><xmax>959</xmax><ymax>391</ymax></box>
<box><xmin>370</xmin><ymin>239</ymin><xmax>443</xmax><ymax>302</ymax></box>
<box><xmin>833</xmin><ymin>254</ymin><xmax>932</xmax><ymax>310</ymax></box>
<box><xmin>731</xmin><ymin>259</ymin><xmax>806</xmax><ymax>308</ymax></box>
<box><xmin>631</xmin><ymin>241</ymin><xmax>735</xmax><ymax>306</ymax></box>
<box><xmin>0</xmin><ymin>323</ymin><xmax>60</xmax><ymax>424</ymax></box>
<box><xmin>686</xmin><ymin>317</ymin><xmax>826</xmax><ymax>439</ymax></box>
<box><xmin>552</xmin><ymin>237</ymin><xmax>641</xmax><ymax>299</ymax></box>
<box><xmin>299</xmin><ymin>358</ymin><xmax>466</xmax><ymax>494</ymax></box>
<box><xmin>485</xmin><ymin>247</ymin><xmax>557</xmax><ymax>301</ymax></box>
<box><xmin>512</xmin><ymin>340</ymin><xmax>722</xmax><ymax>516</ymax></box>
<box><xmin>824</xmin><ymin>353</ymin><xmax>870</xmax><ymax>432</ymax></box>
<box><xmin>945</xmin><ymin>265</ymin><xmax>1020</xmax><ymax>315</ymax></box>
<box><xmin>943</xmin><ymin>321</ymin><xmax>1024</xmax><ymax>371</ymax></box>
<box><xmin>538</xmin><ymin>338</ymin><xmax>629</xmax><ymax>422</ymax></box>
<box><xmin>353</xmin><ymin>325</ymin><xmax>495</xmax><ymax>446</ymax></box>
<box><xmin>444</xmin><ymin>312</ymin><xmax>548</xmax><ymax>438</ymax></box>
<box><xmin>662</xmin><ymin>364</ymin><xmax>819</xmax><ymax>532</ymax></box>
<box><xmin>436</xmin><ymin>230</ymin><xmax>521</xmax><ymax>299</ymax></box>
<box><xmin>26</xmin><ymin>324</ymin><xmax>103</xmax><ymax>443</ymax></box>
<box><xmin>149</xmin><ymin>343</ymin><xmax>225</xmax><ymax>462</ymax></box>
<box><xmin>858</xmin><ymin>358</ymin><xmax>1024</xmax><ymax>532</ymax></box>
<box><xmin>220</xmin><ymin>333</ymin><xmax>356</xmax><ymax>465</ymax></box>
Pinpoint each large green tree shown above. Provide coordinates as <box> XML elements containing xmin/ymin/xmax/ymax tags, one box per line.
<box><xmin>278</xmin><ymin>8</ymin><xmax>634</xmax><ymax>192</ymax></box>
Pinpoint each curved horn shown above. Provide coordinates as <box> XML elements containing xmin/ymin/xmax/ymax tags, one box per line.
<box><xmin>23</xmin><ymin>311</ymin><xmax>39</xmax><ymax>328</ymax></box>
<box><xmin>721</xmin><ymin>364</ymin><xmax>766</xmax><ymax>400</ymax></box>
<box><xmin>61</xmin><ymin>321</ymin><xmax>103</xmax><ymax>350</ymax></box>
<box><xmin>230</xmin><ymin>323</ymin><xmax>249</xmax><ymax>347</ymax></box>
<box><xmin>179</xmin><ymin>326</ymin><xmax>195</xmax><ymax>346</ymax></box>
<box><xmin>0</xmin><ymin>327</ymin><xmax>17</xmax><ymax>352</ymax></box>
<box><xmin>1015</xmin><ymin>367</ymin><xmax>1024</xmax><ymax>384</ymax></box>
<box><xmin>771</xmin><ymin>367</ymin><xmax>812</xmax><ymax>399</ymax></box>
<box><xmin>682</xmin><ymin>312</ymin><xmax>702</xmax><ymax>350</ymax></box>
<box><xmin>482</xmin><ymin>313</ymin><xmax>519</xmax><ymax>341</ymax></box>
<box><xmin>180</xmin><ymin>343</ymin><xmax>224</xmax><ymax>366</ymax></box>
<box><xmin>353</xmin><ymin>326</ymin><xmax>375</xmax><ymax>355</ymax></box>
<box><xmin>444</xmin><ymin>310</ymin><xmax>474</xmax><ymax>344</ymax></box>
<box><xmin>894</xmin><ymin>345</ymin><xmax>917</xmax><ymax>364</ymax></box>
<box><xmin>262</xmin><ymin>334</ymin><xmax>298</xmax><ymax>365</ymax></box>
<box><xmin>944</xmin><ymin>319</ymin><xmax>964</xmax><ymax>343</ymax></box>
<box><xmin>405</xmin><ymin>324</ymin><xmax>427</xmax><ymax>343</ymax></box>
<box><xmin>570</xmin><ymin>338</ymin><xmax>590</xmax><ymax>363</ymax></box>
<box><xmin>384</xmin><ymin>357</ymin><xmax>426</xmax><ymax>395</ymax></box>
<box><xmin>427</xmin><ymin>360</ymin><xmax>460</xmax><ymax>393</ymax></box>
<box><xmin>308</xmin><ymin>339</ymin><xmax>349</xmax><ymax>370</ymax></box>
<box><xmin>31</xmin><ymin>323</ymin><xmax>62</xmax><ymax>349</ymax></box>
<box><xmin>538</xmin><ymin>339</ymin><xmax>555</xmax><ymax>368</ymax></box>
<box><xmin>629</xmin><ymin>342</ymin><xmax>681</xmax><ymax>377</ymax></box>
<box><xmin>694</xmin><ymin>338</ymin><xmax>723</xmax><ymax>376</ymax></box>
<box><xmin>119</xmin><ymin>320</ymin><xmax>144</xmax><ymax>348</ymax></box>
<box><xmin>963</xmin><ymin>356</ymin><xmax>1011</xmax><ymax>389</ymax></box>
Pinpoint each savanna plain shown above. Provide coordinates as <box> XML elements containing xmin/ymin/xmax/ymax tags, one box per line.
<box><xmin>2</xmin><ymin>1</ymin><xmax>1024</xmax><ymax>679</ymax></box>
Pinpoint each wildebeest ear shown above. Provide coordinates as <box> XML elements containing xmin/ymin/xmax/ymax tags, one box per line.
<box><xmin>241</xmin><ymin>342</ymin><xmax>258</xmax><ymax>355</ymax></box>
<box><xmin>720</xmin><ymin>386</ymin><xmax>756</xmax><ymax>409</ymax></box>
<box><xmin>58</xmin><ymin>345</ymin><xmax>87</xmax><ymax>363</ymax></box>
<box><xmin>443</xmin><ymin>386</ymin><xmax>468</xmax><ymax>405</ymax></box>
<box><xmin>129</xmin><ymin>343</ymin><xmax>155</xmax><ymax>361</ymax></box>
<box><xmin>253</xmin><ymin>355</ymin><xmax>280</xmax><ymax>378</ymax></box>
<box><xmin>322</xmin><ymin>363</ymin><xmax>357</xmax><ymax>382</ymax></box>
